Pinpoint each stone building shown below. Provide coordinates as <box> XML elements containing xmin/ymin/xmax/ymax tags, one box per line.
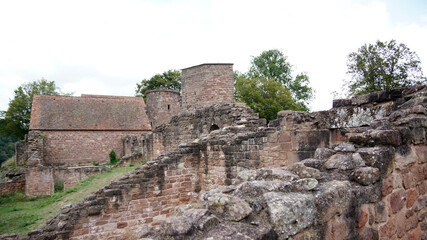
<box><xmin>145</xmin><ymin>89</ymin><xmax>180</xmax><ymax>129</ymax></box>
<box><xmin>181</xmin><ymin>63</ymin><xmax>234</xmax><ymax>111</ymax></box>
<box><xmin>19</xmin><ymin>94</ymin><xmax>152</xmax><ymax>196</ymax></box>
<box><xmin>29</xmin><ymin>94</ymin><xmax>151</xmax><ymax>165</ymax></box>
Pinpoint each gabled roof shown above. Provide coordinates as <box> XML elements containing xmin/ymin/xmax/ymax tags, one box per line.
<box><xmin>30</xmin><ymin>95</ymin><xmax>151</xmax><ymax>131</ymax></box>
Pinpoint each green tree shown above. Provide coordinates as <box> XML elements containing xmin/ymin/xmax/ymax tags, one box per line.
<box><xmin>0</xmin><ymin>79</ymin><xmax>66</xmax><ymax>139</ymax></box>
<box><xmin>0</xmin><ymin>135</ymin><xmax>17</xmax><ymax>167</ymax></box>
<box><xmin>135</xmin><ymin>70</ymin><xmax>181</xmax><ymax>99</ymax></box>
<box><xmin>235</xmin><ymin>76</ymin><xmax>299</xmax><ymax>121</ymax></box>
<box><xmin>247</xmin><ymin>49</ymin><xmax>313</xmax><ymax>110</ymax></box>
<box><xmin>346</xmin><ymin>40</ymin><xmax>426</xmax><ymax>96</ymax></box>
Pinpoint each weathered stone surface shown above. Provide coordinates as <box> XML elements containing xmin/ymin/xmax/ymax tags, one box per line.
<box><xmin>233</xmin><ymin>180</ymin><xmax>292</xmax><ymax>213</ymax></box>
<box><xmin>395</xmin><ymin>147</ymin><xmax>418</xmax><ymax>170</ymax></box>
<box><xmin>353</xmin><ymin>167</ymin><xmax>380</xmax><ymax>185</ymax></box>
<box><xmin>390</xmin><ymin>189</ymin><xmax>406</xmax><ymax>214</ymax></box>
<box><xmin>324</xmin><ymin>154</ymin><xmax>355</xmax><ymax>171</ymax></box>
<box><xmin>334</xmin><ymin>143</ymin><xmax>356</xmax><ymax>152</ymax></box>
<box><xmin>314</xmin><ymin>148</ymin><xmax>336</xmax><ymax>160</ymax></box>
<box><xmin>357</xmin><ymin>208</ymin><xmax>368</xmax><ymax>228</ymax></box>
<box><xmin>360</xmin><ymin>227</ymin><xmax>379</xmax><ymax>240</ymax></box>
<box><xmin>357</xmin><ymin>147</ymin><xmax>393</xmax><ymax>174</ymax></box>
<box><xmin>351</xmin><ymin>153</ymin><xmax>366</xmax><ymax>167</ymax></box>
<box><xmin>299</xmin><ymin>158</ymin><xmax>325</xmax><ymax>169</ymax></box>
<box><xmin>314</xmin><ymin>181</ymin><xmax>352</xmax><ymax>223</ymax></box>
<box><xmin>201</xmin><ymin>192</ymin><xmax>252</xmax><ymax>221</ymax></box>
<box><xmin>369</xmin><ymin>129</ymin><xmax>402</xmax><ymax>146</ymax></box>
<box><xmin>161</xmin><ymin>209</ymin><xmax>210</xmax><ymax>236</ymax></box>
<box><xmin>351</xmin><ymin>182</ymin><xmax>382</xmax><ymax>205</ymax></box>
<box><xmin>264</xmin><ymin>192</ymin><xmax>316</xmax><ymax>239</ymax></box>
<box><xmin>201</xmin><ymin>222</ymin><xmax>276</xmax><ymax>240</ymax></box>
<box><xmin>286</xmin><ymin>163</ymin><xmax>321</xmax><ymax>179</ymax></box>
<box><xmin>236</xmin><ymin>168</ymin><xmax>298</xmax><ymax>184</ymax></box>
<box><xmin>293</xmin><ymin>178</ymin><xmax>318</xmax><ymax>191</ymax></box>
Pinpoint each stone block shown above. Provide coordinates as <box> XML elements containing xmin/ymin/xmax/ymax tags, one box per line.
<box><xmin>353</xmin><ymin>167</ymin><xmax>380</xmax><ymax>185</ymax></box>
<box><xmin>314</xmin><ymin>148</ymin><xmax>336</xmax><ymax>160</ymax></box>
<box><xmin>264</xmin><ymin>192</ymin><xmax>316</xmax><ymax>239</ymax></box>
<box><xmin>389</xmin><ymin>189</ymin><xmax>406</xmax><ymax>214</ymax></box>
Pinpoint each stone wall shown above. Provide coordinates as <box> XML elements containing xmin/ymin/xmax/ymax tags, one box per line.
<box><xmin>42</xmin><ymin>130</ymin><xmax>147</xmax><ymax>166</ymax></box>
<box><xmin>0</xmin><ymin>178</ymin><xmax>25</xmax><ymax>195</ymax></box>
<box><xmin>20</xmin><ymin>130</ymin><xmax>144</xmax><ymax>196</ymax></box>
<box><xmin>25</xmin><ymin>166</ymin><xmax>54</xmax><ymax>196</ymax></box>
<box><xmin>141</xmin><ymin>103</ymin><xmax>265</xmax><ymax>162</ymax></box>
<box><xmin>181</xmin><ymin>64</ymin><xmax>234</xmax><ymax>111</ymax></box>
<box><xmin>0</xmin><ymin>169</ymin><xmax>25</xmax><ymax>195</ymax></box>
<box><xmin>15</xmin><ymin>139</ymin><xmax>27</xmax><ymax>166</ymax></box>
<box><xmin>145</xmin><ymin>90</ymin><xmax>181</xmax><ymax>128</ymax></box>
<box><xmin>3</xmin><ymin>85</ymin><xmax>426</xmax><ymax>239</ymax></box>
<box><xmin>53</xmin><ymin>166</ymin><xmax>111</xmax><ymax>190</ymax></box>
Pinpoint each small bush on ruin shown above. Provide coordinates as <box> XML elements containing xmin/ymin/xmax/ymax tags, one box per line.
<box><xmin>109</xmin><ymin>150</ymin><xmax>116</xmax><ymax>163</ymax></box>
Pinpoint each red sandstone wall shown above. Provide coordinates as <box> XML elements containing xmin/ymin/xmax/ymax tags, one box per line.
<box><xmin>25</xmin><ymin>166</ymin><xmax>54</xmax><ymax>196</ymax></box>
<box><xmin>43</xmin><ymin>131</ymin><xmax>147</xmax><ymax>166</ymax></box>
<box><xmin>0</xmin><ymin>178</ymin><xmax>25</xmax><ymax>195</ymax></box>
<box><xmin>181</xmin><ymin>64</ymin><xmax>234</xmax><ymax>111</ymax></box>
<box><xmin>68</xmin><ymin>154</ymin><xmax>200</xmax><ymax>239</ymax></box>
<box><xmin>53</xmin><ymin>166</ymin><xmax>111</xmax><ymax>190</ymax></box>
<box><xmin>356</xmin><ymin>145</ymin><xmax>427</xmax><ymax>239</ymax></box>
<box><xmin>146</xmin><ymin>90</ymin><xmax>180</xmax><ymax>128</ymax></box>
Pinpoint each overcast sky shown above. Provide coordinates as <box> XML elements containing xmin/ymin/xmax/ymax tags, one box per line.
<box><xmin>1</xmin><ymin>0</ymin><xmax>426</xmax><ymax>112</ymax></box>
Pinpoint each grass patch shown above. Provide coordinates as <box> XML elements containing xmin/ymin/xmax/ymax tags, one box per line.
<box><xmin>0</xmin><ymin>164</ymin><xmax>140</xmax><ymax>235</ymax></box>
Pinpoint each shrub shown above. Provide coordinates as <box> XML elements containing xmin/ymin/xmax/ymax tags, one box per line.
<box><xmin>109</xmin><ymin>150</ymin><xmax>116</xmax><ymax>164</ymax></box>
<box><xmin>54</xmin><ymin>180</ymin><xmax>64</xmax><ymax>193</ymax></box>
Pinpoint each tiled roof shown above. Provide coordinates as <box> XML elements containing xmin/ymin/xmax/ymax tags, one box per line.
<box><xmin>30</xmin><ymin>95</ymin><xmax>151</xmax><ymax>131</ymax></box>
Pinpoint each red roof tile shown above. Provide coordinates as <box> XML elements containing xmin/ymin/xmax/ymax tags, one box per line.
<box><xmin>30</xmin><ymin>95</ymin><xmax>151</xmax><ymax>131</ymax></box>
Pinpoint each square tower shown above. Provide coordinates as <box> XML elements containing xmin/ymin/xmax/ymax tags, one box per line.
<box><xmin>181</xmin><ymin>63</ymin><xmax>234</xmax><ymax>111</ymax></box>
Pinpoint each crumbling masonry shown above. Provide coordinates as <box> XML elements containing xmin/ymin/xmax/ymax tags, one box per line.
<box><xmin>2</xmin><ymin>63</ymin><xmax>426</xmax><ymax>239</ymax></box>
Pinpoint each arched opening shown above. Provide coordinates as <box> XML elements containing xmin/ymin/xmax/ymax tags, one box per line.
<box><xmin>209</xmin><ymin>124</ymin><xmax>220</xmax><ymax>133</ymax></box>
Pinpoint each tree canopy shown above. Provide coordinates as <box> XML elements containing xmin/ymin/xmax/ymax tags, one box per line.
<box><xmin>135</xmin><ymin>70</ymin><xmax>181</xmax><ymax>99</ymax></box>
<box><xmin>247</xmin><ymin>49</ymin><xmax>313</xmax><ymax>110</ymax></box>
<box><xmin>0</xmin><ymin>79</ymin><xmax>66</xmax><ymax>140</ymax></box>
<box><xmin>235</xmin><ymin>77</ymin><xmax>299</xmax><ymax>121</ymax></box>
<box><xmin>346</xmin><ymin>39</ymin><xmax>426</xmax><ymax>96</ymax></box>
<box><xmin>235</xmin><ymin>49</ymin><xmax>313</xmax><ymax>120</ymax></box>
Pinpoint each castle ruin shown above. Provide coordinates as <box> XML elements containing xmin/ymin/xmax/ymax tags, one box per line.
<box><xmin>1</xmin><ymin>63</ymin><xmax>426</xmax><ymax>239</ymax></box>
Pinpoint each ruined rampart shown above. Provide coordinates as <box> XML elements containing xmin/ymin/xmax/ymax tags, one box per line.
<box><xmin>2</xmin><ymin>85</ymin><xmax>426</xmax><ymax>239</ymax></box>
<box><xmin>145</xmin><ymin>90</ymin><xmax>181</xmax><ymax>129</ymax></box>
<box><xmin>141</xmin><ymin>103</ymin><xmax>266</xmax><ymax>162</ymax></box>
<box><xmin>181</xmin><ymin>64</ymin><xmax>234</xmax><ymax>111</ymax></box>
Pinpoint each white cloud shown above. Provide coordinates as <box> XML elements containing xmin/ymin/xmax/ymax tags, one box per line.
<box><xmin>0</xmin><ymin>0</ymin><xmax>426</xmax><ymax>112</ymax></box>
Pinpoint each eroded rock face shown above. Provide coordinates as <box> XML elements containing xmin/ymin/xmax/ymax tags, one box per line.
<box><xmin>201</xmin><ymin>222</ymin><xmax>276</xmax><ymax>240</ymax></box>
<box><xmin>264</xmin><ymin>192</ymin><xmax>316</xmax><ymax>239</ymax></box>
<box><xmin>352</xmin><ymin>167</ymin><xmax>380</xmax><ymax>185</ymax></box>
<box><xmin>324</xmin><ymin>154</ymin><xmax>355</xmax><ymax>171</ymax></box>
<box><xmin>200</xmin><ymin>191</ymin><xmax>252</xmax><ymax>221</ymax></box>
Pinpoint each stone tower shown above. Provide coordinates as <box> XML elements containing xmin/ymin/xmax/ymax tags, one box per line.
<box><xmin>181</xmin><ymin>63</ymin><xmax>234</xmax><ymax>111</ymax></box>
<box><xmin>145</xmin><ymin>89</ymin><xmax>181</xmax><ymax>128</ymax></box>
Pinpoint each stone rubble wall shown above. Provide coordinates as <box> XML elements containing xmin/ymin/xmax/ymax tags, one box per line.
<box><xmin>141</xmin><ymin>103</ymin><xmax>265</xmax><ymax>162</ymax></box>
<box><xmin>42</xmin><ymin>130</ymin><xmax>147</xmax><ymax>166</ymax></box>
<box><xmin>0</xmin><ymin>169</ymin><xmax>25</xmax><ymax>195</ymax></box>
<box><xmin>181</xmin><ymin>64</ymin><xmax>234</xmax><ymax>111</ymax></box>
<box><xmin>145</xmin><ymin>90</ymin><xmax>181</xmax><ymax>129</ymax></box>
<box><xmin>53</xmin><ymin>166</ymin><xmax>112</xmax><ymax>190</ymax></box>
<box><xmin>19</xmin><ymin>130</ymin><xmax>147</xmax><ymax>196</ymax></box>
<box><xmin>2</xmin><ymin>85</ymin><xmax>426</xmax><ymax>239</ymax></box>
